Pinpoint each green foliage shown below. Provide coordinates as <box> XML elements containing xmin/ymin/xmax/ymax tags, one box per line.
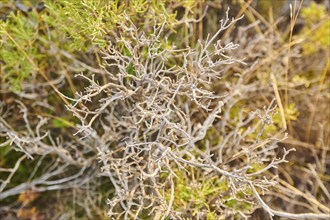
<box><xmin>292</xmin><ymin>75</ymin><xmax>311</xmax><ymax>88</ymax></box>
<box><xmin>206</xmin><ymin>211</ymin><xmax>218</xmax><ymax>220</ymax></box>
<box><xmin>42</xmin><ymin>0</ymin><xmax>180</xmax><ymax>50</ymax></box>
<box><xmin>285</xmin><ymin>103</ymin><xmax>299</xmax><ymax>121</ymax></box>
<box><xmin>166</xmin><ymin>169</ymin><xmax>229</xmax><ymax>216</ymax></box>
<box><xmin>301</xmin><ymin>2</ymin><xmax>327</xmax><ymax>25</ymax></box>
<box><xmin>0</xmin><ymin>0</ymin><xmax>189</xmax><ymax>92</ymax></box>
<box><xmin>0</xmin><ymin>10</ymin><xmax>40</xmax><ymax>91</ymax></box>
<box><xmin>300</xmin><ymin>2</ymin><xmax>330</xmax><ymax>54</ymax></box>
<box><xmin>0</xmin><ymin>144</ymin><xmax>12</xmax><ymax>168</ymax></box>
<box><xmin>222</xmin><ymin>188</ymin><xmax>253</xmax><ymax>213</ymax></box>
<box><xmin>247</xmin><ymin>162</ymin><xmax>265</xmax><ymax>174</ymax></box>
<box><xmin>51</xmin><ymin>118</ymin><xmax>73</xmax><ymax>128</ymax></box>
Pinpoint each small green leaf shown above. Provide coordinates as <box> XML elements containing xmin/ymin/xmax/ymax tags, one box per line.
<box><xmin>51</xmin><ymin>118</ymin><xmax>71</xmax><ymax>128</ymax></box>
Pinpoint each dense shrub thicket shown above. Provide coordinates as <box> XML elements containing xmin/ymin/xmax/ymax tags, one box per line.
<box><xmin>0</xmin><ymin>0</ymin><xmax>329</xmax><ymax>219</ymax></box>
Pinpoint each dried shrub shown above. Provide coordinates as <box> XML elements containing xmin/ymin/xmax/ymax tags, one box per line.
<box><xmin>1</xmin><ymin>1</ymin><xmax>329</xmax><ymax>219</ymax></box>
